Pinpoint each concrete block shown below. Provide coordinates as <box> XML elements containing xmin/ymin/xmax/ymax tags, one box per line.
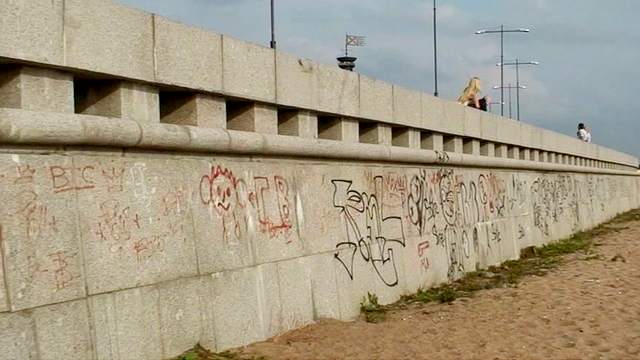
<box><xmin>540</xmin><ymin>151</ymin><xmax>548</xmax><ymax>163</ymax></box>
<box><xmin>393</xmin><ymin>85</ymin><xmax>421</xmax><ymax>127</ymax></box>
<box><xmin>64</xmin><ymin>0</ymin><xmax>154</xmax><ymax>81</ymax></box>
<box><xmin>441</xmin><ymin>101</ymin><xmax>465</xmax><ymax>135</ymax></box>
<box><xmin>0</xmin><ymin>66</ymin><xmax>74</xmax><ymax>113</ymax></box>
<box><xmin>0</xmin><ymin>0</ymin><xmax>63</xmax><ymax>65</ymax></box>
<box><xmin>0</xmin><ymin>312</ymin><xmax>37</xmax><ymax>359</ymax></box>
<box><xmin>300</xmin><ymin>253</ymin><xmax>340</xmax><ymax>319</ymax></box>
<box><xmin>0</xmin><ymin>154</ymin><xmax>85</xmax><ymax>311</ymax></box>
<box><xmin>227</xmin><ymin>102</ymin><xmax>278</xmax><ymax>134</ymax></box>
<box><xmin>204</xmin><ymin>267</ymin><xmax>263</xmax><ymax>350</ymax></box>
<box><xmin>33</xmin><ymin>300</ymin><xmax>93</xmax><ymax>360</ymax></box>
<box><xmin>421</xmin><ymin>93</ymin><xmax>446</xmax><ymax>132</ymax></box>
<box><xmin>495</xmin><ymin>144</ymin><xmax>509</xmax><ymax>158</ymax></box>
<box><xmin>293</xmin><ymin>164</ymin><xmax>355</xmax><ymax>256</ymax></box>
<box><xmin>444</xmin><ymin>136</ymin><xmax>463</xmax><ymax>153</ymax></box>
<box><xmin>74</xmin><ymin>156</ymin><xmax>197</xmax><ymax>295</ymax></box>
<box><xmin>359</xmin><ymin>75</ymin><xmax>393</xmax><ymax>122</ymax></box>
<box><xmin>276</xmin><ymin>258</ymin><xmax>314</xmax><ymax>332</ymax></box>
<box><xmin>276</xmin><ymin>52</ymin><xmax>318</xmax><ymax>109</ymax></box>
<box><xmin>154</xmin><ymin>16</ymin><xmax>222</xmax><ymax>91</ymax></box>
<box><xmin>278</xmin><ymin>110</ymin><xmax>318</xmax><ymax>138</ymax></box>
<box><xmin>495</xmin><ymin>118</ymin><xmax>521</xmax><ymax>146</ymax></box>
<box><xmin>360</xmin><ymin>123</ymin><xmax>392</xmax><ymax>145</ymax></box>
<box><xmin>316</xmin><ymin>63</ymin><xmax>359</xmax><ymax>117</ymax></box>
<box><xmin>222</xmin><ymin>36</ymin><xmax>275</xmax><ymax>102</ymax></box>
<box><xmin>480</xmin><ymin>112</ymin><xmax>500</xmax><ymax>141</ymax></box>
<box><xmin>157</xmin><ymin>278</ymin><xmax>203</xmax><ymax>359</ymax></box>
<box><xmin>191</xmin><ymin>159</ymin><xmax>255</xmax><ymax>275</ymax></box>
<box><xmin>422</xmin><ymin>132</ymin><xmax>444</xmax><ymax>151</ymax></box>
<box><xmin>255</xmin><ymin>263</ymin><xmax>281</xmax><ymax>339</ymax></box>
<box><xmin>318</xmin><ymin>117</ymin><xmax>359</xmax><ymax>143</ymax></box>
<box><xmin>480</xmin><ymin>142</ymin><xmax>495</xmax><ymax>157</ymax></box>
<box><xmin>240</xmin><ymin>163</ymin><xmax>303</xmax><ymax>264</ymax></box>
<box><xmin>392</xmin><ymin>128</ymin><xmax>421</xmax><ymax>149</ymax></box>
<box><xmin>463</xmin><ymin>139</ymin><xmax>481</xmax><ymax>155</ymax></box>
<box><xmin>160</xmin><ymin>93</ymin><xmax>226</xmax><ymax>128</ymax></box>
<box><xmin>463</xmin><ymin>107</ymin><xmax>482</xmax><ymax>138</ymax></box>
<box><xmin>75</xmin><ymin>81</ymin><xmax>160</xmax><ymax>123</ymax></box>
<box><xmin>89</xmin><ymin>286</ymin><xmax>163</xmax><ymax>360</ymax></box>
<box><xmin>508</xmin><ymin>146</ymin><xmax>520</xmax><ymax>159</ymax></box>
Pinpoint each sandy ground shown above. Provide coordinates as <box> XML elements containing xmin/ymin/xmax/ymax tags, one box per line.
<box><xmin>238</xmin><ymin>219</ymin><xmax>640</xmax><ymax>360</ymax></box>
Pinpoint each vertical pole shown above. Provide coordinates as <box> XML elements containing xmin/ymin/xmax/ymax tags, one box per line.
<box><xmin>516</xmin><ymin>59</ymin><xmax>520</xmax><ymax>121</ymax></box>
<box><xmin>500</xmin><ymin>25</ymin><xmax>504</xmax><ymax>116</ymax></box>
<box><xmin>433</xmin><ymin>0</ymin><xmax>439</xmax><ymax>97</ymax></box>
<box><xmin>508</xmin><ymin>83</ymin><xmax>512</xmax><ymax>119</ymax></box>
<box><xmin>270</xmin><ymin>0</ymin><xmax>276</xmax><ymax>49</ymax></box>
<box><xmin>345</xmin><ymin>34</ymin><xmax>348</xmax><ymax>56</ymax></box>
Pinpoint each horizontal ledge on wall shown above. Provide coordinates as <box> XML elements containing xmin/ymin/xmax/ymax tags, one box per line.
<box><xmin>0</xmin><ymin>108</ymin><xmax>637</xmax><ymax>176</ymax></box>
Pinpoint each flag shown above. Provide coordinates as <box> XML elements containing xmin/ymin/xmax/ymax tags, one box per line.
<box><xmin>346</xmin><ymin>34</ymin><xmax>366</xmax><ymax>47</ymax></box>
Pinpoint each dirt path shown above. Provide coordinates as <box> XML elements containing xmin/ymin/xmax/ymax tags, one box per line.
<box><xmin>237</xmin><ymin>217</ymin><xmax>640</xmax><ymax>360</ymax></box>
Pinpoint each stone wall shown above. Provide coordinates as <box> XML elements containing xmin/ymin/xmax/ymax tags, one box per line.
<box><xmin>1</xmin><ymin>0</ymin><xmax>639</xmax><ymax>359</ymax></box>
<box><xmin>0</xmin><ymin>147</ymin><xmax>638</xmax><ymax>359</ymax></box>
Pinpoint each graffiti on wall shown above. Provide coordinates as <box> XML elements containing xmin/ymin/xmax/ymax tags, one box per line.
<box><xmin>199</xmin><ymin>165</ymin><xmax>295</xmax><ymax>245</ymax></box>
<box><xmin>329</xmin><ymin>168</ymin><xmax>625</xmax><ymax>285</ymax></box>
<box><xmin>331</xmin><ymin>176</ymin><xmax>406</xmax><ymax>287</ymax></box>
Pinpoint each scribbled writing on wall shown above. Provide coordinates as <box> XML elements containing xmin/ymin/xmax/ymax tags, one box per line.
<box><xmin>199</xmin><ymin>165</ymin><xmax>295</xmax><ymax>245</ymax></box>
<box><xmin>331</xmin><ymin>176</ymin><xmax>406</xmax><ymax>287</ymax></box>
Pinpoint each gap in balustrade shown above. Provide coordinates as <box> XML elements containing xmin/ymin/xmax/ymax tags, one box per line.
<box><xmin>391</xmin><ymin>127</ymin><xmax>410</xmax><ymax>148</ymax></box>
<box><xmin>277</xmin><ymin>108</ymin><xmax>299</xmax><ymax>136</ymax></box>
<box><xmin>159</xmin><ymin>91</ymin><xmax>197</xmax><ymax>125</ymax></box>
<box><xmin>317</xmin><ymin>115</ymin><xmax>343</xmax><ymax>141</ymax></box>
<box><xmin>73</xmin><ymin>77</ymin><xmax>122</xmax><ymax>117</ymax></box>
<box><xmin>358</xmin><ymin>121</ymin><xmax>379</xmax><ymax>144</ymax></box>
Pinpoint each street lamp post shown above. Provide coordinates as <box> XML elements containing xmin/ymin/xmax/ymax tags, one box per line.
<box><xmin>476</xmin><ymin>26</ymin><xmax>531</xmax><ymax>117</ymax></box>
<box><xmin>270</xmin><ymin>0</ymin><xmax>276</xmax><ymax>49</ymax></box>
<box><xmin>433</xmin><ymin>0</ymin><xmax>438</xmax><ymax>97</ymax></box>
<box><xmin>493</xmin><ymin>84</ymin><xmax>527</xmax><ymax>120</ymax></box>
<box><xmin>497</xmin><ymin>59</ymin><xmax>539</xmax><ymax>121</ymax></box>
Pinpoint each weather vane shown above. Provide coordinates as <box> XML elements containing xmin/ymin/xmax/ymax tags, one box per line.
<box><xmin>337</xmin><ymin>34</ymin><xmax>366</xmax><ymax>71</ymax></box>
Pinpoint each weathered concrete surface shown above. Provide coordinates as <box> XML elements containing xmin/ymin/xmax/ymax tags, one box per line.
<box><xmin>0</xmin><ymin>146</ymin><xmax>636</xmax><ymax>358</ymax></box>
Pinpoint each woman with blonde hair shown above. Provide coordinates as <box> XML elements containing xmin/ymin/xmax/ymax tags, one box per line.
<box><xmin>458</xmin><ymin>77</ymin><xmax>489</xmax><ymax>111</ymax></box>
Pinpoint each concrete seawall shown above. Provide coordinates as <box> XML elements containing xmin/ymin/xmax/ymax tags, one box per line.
<box><xmin>0</xmin><ymin>0</ymin><xmax>639</xmax><ymax>359</ymax></box>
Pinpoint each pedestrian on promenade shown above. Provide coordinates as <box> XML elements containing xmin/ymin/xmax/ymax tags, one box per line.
<box><xmin>458</xmin><ymin>77</ymin><xmax>490</xmax><ymax>111</ymax></box>
<box><xmin>577</xmin><ymin>123</ymin><xmax>592</xmax><ymax>143</ymax></box>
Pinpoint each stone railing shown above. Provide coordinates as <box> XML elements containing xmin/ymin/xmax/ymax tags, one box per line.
<box><xmin>0</xmin><ymin>0</ymin><xmax>637</xmax><ymax>172</ymax></box>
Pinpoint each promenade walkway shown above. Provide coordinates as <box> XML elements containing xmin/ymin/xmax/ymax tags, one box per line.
<box><xmin>236</xmin><ymin>212</ymin><xmax>640</xmax><ymax>360</ymax></box>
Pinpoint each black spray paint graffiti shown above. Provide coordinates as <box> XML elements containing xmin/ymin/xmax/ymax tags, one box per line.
<box><xmin>331</xmin><ymin>177</ymin><xmax>406</xmax><ymax>287</ymax></box>
<box><xmin>407</xmin><ymin>170</ymin><xmax>439</xmax><ymax>236</ymax></box>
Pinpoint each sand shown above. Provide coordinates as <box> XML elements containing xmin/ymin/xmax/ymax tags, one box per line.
<box><xmin>238</xmin><ymin>219</ymin><xmax>640</xmax><ymax>360</ymax></box>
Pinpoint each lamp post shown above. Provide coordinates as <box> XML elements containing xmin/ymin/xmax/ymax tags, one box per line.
<box><xmin>497</xmin><ymin>59</ymin><xmax>539</xmax><ymax>121</ymax></box>
<box><xmin>433</xmin><ymin>0</ymin><xmax>439</xmax><ymax>97</ymax></box>
<box><xmin>270</xmin><ymin>0</ymin><xmax>276</xmax><ymax>49</ymax></box>
<box><xmin>493</xmin><ymin>84</ymin><xmax>526</xmax><ymax>120</ymax></box>
<box><xmin>476</xmin><ymin>26</ymin><xmax>531</xmax><ymax>116</ymax></box>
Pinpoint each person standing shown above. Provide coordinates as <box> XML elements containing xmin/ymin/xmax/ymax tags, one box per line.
<box><xmin>577</xmin><ymin>123</ymin><xmax>590</xmax><ymax>142</ymax></box>
<box><xmin>458</xmin><ymin>77</ymin><xmax>490</xmax><ymax>111</ymax></box>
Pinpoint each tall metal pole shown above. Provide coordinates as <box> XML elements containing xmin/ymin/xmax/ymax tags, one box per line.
<box><xmin>500</xmin><ymin>25</ymin><xmax>504</xmax><ymax>116</ymax></box>
<box><xmin>515</xmin><ymin>59</ymin><xmax>520</xmax><ymax>121</ymax></box>
<box><xmin>508</xmin><ymin>83</ymin><xmax>512</xmax><ymax>119</ymax></box>
<box><xmin>270</xmin><ymin>0</ymin><xmax>276</xmax><ymax>49</ymax></box>
<box><xmin>433</xmin><ymin>0</ymin><xmax>439</xmax><ymax>97</ymax></box>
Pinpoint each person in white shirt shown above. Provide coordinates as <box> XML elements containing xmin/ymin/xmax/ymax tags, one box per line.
<box><xmin>577</xmin><ymin>123</ymin><xmax>591</xmax><ymax>142</ymax></box>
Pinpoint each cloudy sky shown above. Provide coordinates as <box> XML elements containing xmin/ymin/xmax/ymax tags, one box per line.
<box><xmin>120</xmin><ymin>0</ymin><xmax>639</xmax><ymax>156</ymax></box>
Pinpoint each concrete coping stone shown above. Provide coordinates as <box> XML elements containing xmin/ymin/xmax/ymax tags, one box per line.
<box><xmin>0</xmin><ymin>108</ymin><xmax>637</xmax><ymax>175</ymax></box>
